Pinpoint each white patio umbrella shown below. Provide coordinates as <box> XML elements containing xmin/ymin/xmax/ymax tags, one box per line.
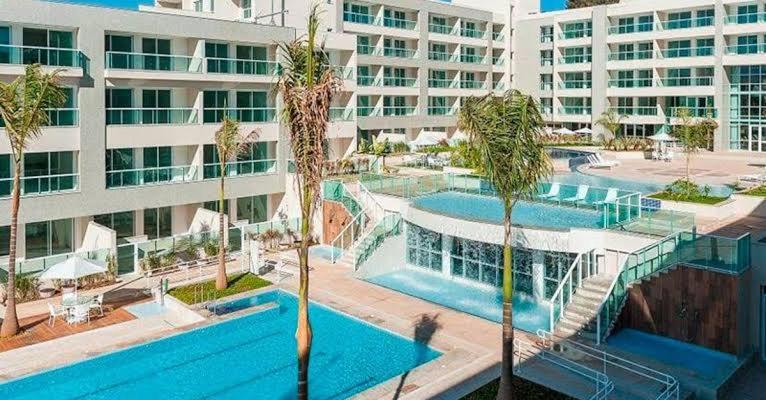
<box><xmin>39</xmin><ymin>256</ymin><xmax>107</xmax><ymax>296</ymax></box>
<box><xmin>648</xmin><ymin>132</ymin><xmax>675</xmax><ymax>142</ymax></box>
<box><xmin>575</xmin><ymin>127</ymin><xmax>593</xmax><ymax>135</ymax></box>
<box><xmin>553</xmin><ymin>127</ymin><xmax>575</xmax><ymax>135</ymax></box>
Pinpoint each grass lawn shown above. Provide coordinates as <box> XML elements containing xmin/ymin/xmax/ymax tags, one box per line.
<box><xmin>168</xmin><ymin>273</ymin><xmax>271</xmax><ymax>305</ymax></box>
<box><xmin>462</xmin><ymin>378</ymin><xmax>574</xmax><ymax>400</ymax></box>
<box><xmin>743</xmin><ymin>185</ymin><xmax>766</xmax><ymax>197</ymax></box>
<box><xmin>649</xmin><ymin>192</ymin><xmax>728</xmax><ymax>205</ymax></box>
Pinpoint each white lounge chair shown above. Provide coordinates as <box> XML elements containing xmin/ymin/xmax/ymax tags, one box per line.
<box><xmin>562</xmin><ymin>185</ymin><xmax>589</xmax><ymax>205</ymax></box>
<box><xmin>68</xmin><ymin>304</ymin><xmax>90</xmax><ymax>325</ymax></box>
<box><xmin>90</xmin><ymin>293</ymin><xmax>104</xmax><ymax>317</ymax></box>
<box><xmin>537</xmin><ymin>183</ymin><xmax>561</xmax><ymax>200</ymax></box>
<box><xmin>47</xmin><ymin>303</ymin><xmax>67</xmax><ymax>327</ymax></box>
<box><xmin>663</xmin><ymin>151</ymin><xmax>674</xmax><ymax>162</ymax></box>
<box><xmin>594</xmin><ymin>188</ymin><xmax>619</xmax><ymax>205</ymax></box>
<box><xmin>590</xmin><ymin>154</ymin><xmax>620</xmax><ymax>169</ymax></box>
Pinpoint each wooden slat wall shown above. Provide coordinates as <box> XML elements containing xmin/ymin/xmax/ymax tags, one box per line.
<box><xmin>322</xmin><ymin>200</ymin><xmax>352</xmax><ymax>245</ymax></box>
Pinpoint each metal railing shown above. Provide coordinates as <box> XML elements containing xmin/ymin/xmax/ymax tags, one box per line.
<box><xmin>329</xmin><ymin>106</ymin><xmax>355</xmax><ymax>121</ymax></box>
<box><xmin>105</xmin><ymin>51</ymin><xmax>200</xmax><ymax>72</ymax></box>
<box><xmin>202</xmin><ymin>107</ymin><xmax>277</xmax><ymax>123</ymax></box>
<box><xmin>202</xmin><ymin>159</ymin><xmax>278</xmax><ymax>179</ymax></box>
<box><xmin>353</xmin><ymin>212</ymin><xmax>402</xmax><ymax>270</ymax></box>
<box><xmin>106</xmin><ymin>108</ymin><xmax>198</xmax><ymax>125</ymax></box>
<box><xmin>106</xmin><ymin>165</ymin><xmax>198</xmax><ymax>188</ymax></box>
<box><xmin>0</xmin><ymin>44</ymin><xmax>87</xmax><ymax>69</ymax></box>
<box><xmin>205</xmin><ymin>57</ymin><xmax>279</xmax><ymax>76</ymax></box>
<box><xmin>607</xmin><ymin>50</ymin><xmax>653</xmax><ymax>61</ymax></box>
<box><xmin>0</xmin><ymin>173</ymin><xmax>79</xmax><ymax>198</ymax></box>
<box><xmin>559</xmin><ymin>54</ymin><xmax>592</xmax><ymax>64</ymax></box>
<box><xmin>548</xmin><ymin>251</ymin><xmax>596</xmax><ymax>331</ymax></box>
<box><xmin>607</xmin><ymin>106</ymin><xmax>658</xmax><ymax>116</ymax></box>
<box><xmin>607</xmin><ymin>22</ymin><xmax>654</xmax><ymax>35</ymax></box>
<box><xmin>659</xmin><ymin>16</ymin><xmax>714</xmax><ymax>30</ymax></box>
<box><xmin>657</xmin><ymin>77</ymin><xmax>713</xmax><ymax>87</ymax></box>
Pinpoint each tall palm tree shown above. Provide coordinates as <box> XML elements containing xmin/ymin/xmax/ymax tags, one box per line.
<box><xmin>276</xmin><ymin>4</ymin><xmax>341</xmax><ymax>399</ymax></box>
<box><xmin>0</xmin><ymin>65</ymin><xmax>66</xmax><ymax>338</ymax></box>
<box><xmin>458</xmin><ymin>91</ymin><xmax>552</xmax><ymax>400</ymax></box>
<box><xmin>596</xmin><ymin>109</ymin><xmax>624</xmax><ymax>140</ymax></box>
<box><xmin>213</xmin><ymin>116</ymin><xmax>255</xmax><ymax>290</ymax></box>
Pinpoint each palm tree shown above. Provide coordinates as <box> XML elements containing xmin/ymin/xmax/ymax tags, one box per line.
<box><xmin>596</xmin><ymin>109</ymin><xmax>624</xmax><ymax>140</ymax></box>
<box><xmin>276</xmin><ymin>4</ymin><xmax>341</xmax><ymax>399</ymax></box>
<box><xmin>213</xmin><ymin>116</ymin><xmax>255</xmax><ymax>290</ymax></box>
<box><xmin>672</xmin><ymin>107</ymin><xmax>717</xmax><ymax>184</ymax></box>
<box><xmin>458</xmin><ymin>91</ymin><xmax>552</xmax><ymax>400</ymax></box>
<box><xmin>0</xmin><ymin>65</ymin><xmax>66</xmax><ymax>338</ymax></box>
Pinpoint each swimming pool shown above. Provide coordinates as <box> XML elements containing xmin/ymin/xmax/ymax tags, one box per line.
<box><xmin>608</xmin><ymin>328</ymin><xmax>737</xmax><ymax>380</ymax></box>
<box><xmin>309</xmin><ymin>244</ymin><xmax>343</xmax><ymax>262</ymax></box>
<box><xmin>412</xmin><ymin>191</ymin><xmax>604</xmax><ymax>230</ymax></box>
<box><xmin>547</xmin><ymin>148</ymin><xmax>592</xmax><ymax>160</ymax></box>
<box><xmin>0</xmin><ymin>290</ymin><xmax>441</xmax><ymax>400</ymax></box>
<box><xmin>207</xmin><ymin>289</ymin><xmax>278</xmax><ymax>315</ymax></box>
<box><xmin>367</xmin><ymin>268</ymin><xmax>552</xmax><ymax>333</ymax></box>
<box><xmin>554</xmin><ymin>172</ymin><xmax>734</xmax><ymax>197</ymax></box>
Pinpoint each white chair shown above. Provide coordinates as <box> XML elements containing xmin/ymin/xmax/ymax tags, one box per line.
<box><xmin>537</xmin><ymin>183</ymin><xmax>561</xmax><ymax>200</ymax></box>
<box><xmin>562</xmin><ymin>185</ymin><xmax>589</xmax><ymax>205</ymax></box>
<box><xmin>664</xmin><ymin>151</ymin><xmax>674</xmax><ymax>162</ymax></box>
<box><xmin>68</xmin><ymin>304</ymin><xmax>91</xmax><ymax>325</ymax></box>
<box><xmin>651</xmin><ymin>151</ymin><xmax>659</xmax><ymax>161</ymax></box>
<box><xmin>62</xmin><ymin>292</ymin><xmax>76</xmax><ymax>304</ymax></box>
<box><xmin>47</xmin><ymin>303</ymin><xmax>67</xmax><ymax>327</ymax></box>
<box><xmin>589</xmin><ymin>153</ymin><xmax>620</xmax><ymax>169</ymax></box>
<box><xmin>90</xmin><ymin>293</ymin><xmax>104</xmax><ymax>317</ymax></box>
<box><xmin>594</xmin><ymin>188</ymin><xmax>619</xmax><ymax>206</ymax></box>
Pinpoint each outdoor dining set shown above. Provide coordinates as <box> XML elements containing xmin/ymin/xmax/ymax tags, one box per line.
<box><xmin>39</xmin><ymin>256</ymin><xmax>110</xmax><ymax>326</ymax></box>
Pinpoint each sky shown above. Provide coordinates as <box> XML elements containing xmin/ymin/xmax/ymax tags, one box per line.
<box><xmin>54</xmin><ymin>0</ymin><xmax>568</xmax><ymax>12</ymax></box>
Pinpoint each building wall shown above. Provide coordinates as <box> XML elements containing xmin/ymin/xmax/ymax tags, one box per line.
<box><xmin>322</xmin><ymin>200</ymin><xmax>353</xmax><ymax>245</ymax></box>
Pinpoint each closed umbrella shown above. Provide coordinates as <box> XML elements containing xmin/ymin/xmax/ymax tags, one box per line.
<box><xmin>575</xmin><ymin>127</ymin><xmax>593</xmax><ymax>135</ymax></box>
<box><xmin>553</xmin><ymin>127</ymin><xmax>575</xmax><ymax>135</ymax></box>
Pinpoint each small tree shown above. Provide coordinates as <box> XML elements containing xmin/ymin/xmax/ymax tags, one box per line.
<box><xmin>596</xmin><ymin>109</ymin><xmax>624</xmax><ymax>141</ymax></box>
<box><xmin>0</xmin><ymin>65</ymin><xmax>66</xmax><ymax>337</ymax></box>
<box><xmin>672</xmin><ymin>107</ymin><xmax>717</xmax><ymax>184</ymax></box>
<box><xmin>371</xmin><ymin>138</ymin><xmax>391</xmax><ymax>171</ymax></box>
<box><xmin>213</xmin><ymin>116</ymin><xmax>255</xmax><ymax>290</ymax></box>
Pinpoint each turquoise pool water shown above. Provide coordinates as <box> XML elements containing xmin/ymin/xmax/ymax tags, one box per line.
<box><xmin>554</xmin><ymin>172</ymin><xmax>734</xmax><ymax>197</ymax></box>
<box><xmin>309</xmin><ymin>244</ymin><xmax>343</xmax><ymax>262</ymax></box>
<box><xmin>207</xmin><ymin>290</ymin><xmax>278</xmax><ymax>315</ymax></box>
<box><xmin>367</xmin><ymin>268</ymin><xmax>552</xmax><ymax>333</ymax></box>
<box><xmin>0</xmin><ymin>290</ymin><xmax>440</xmax><ymax>399</ymax></box>
<box><xmin>608</xmin><ymin>328</ymin><xmax>738</xmax><ymax>380</ymax></box>
<box><xmin>413</xmin><ymin>191</ymin><xmax>604</xmax><ymax>229</ymax></box>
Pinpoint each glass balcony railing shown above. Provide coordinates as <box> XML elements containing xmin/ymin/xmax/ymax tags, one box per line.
<box><xmin>383</xmin><ymin>106</ymin><xmax>417</xmax><ymax>116</ymax></box>
<box><xmin>428</xmin><ymin>78</ymin><xmax>455</xmax><ymax>88</ymax></box>
<box><xmin>332</xmin><ymin>65</ymin><xmax>354</xmax><ymax>80</ymax></box>
<box><xmin>492</xmin><ymin>32</ymin><xmax>504</xmax><ymax>41</ymax></box>
<box><xmin>0</xmin><ymin>44</ymin><xmax>87</xmax><ymax>69</ymax></box>
<box><xmin>0</xmin><ymin>173</ymin><xmax>78</xmax><ymax>198</ymax></box>
<box><xmin>725</xmin><ymin>44</ymin><xmax>766</xmax><ymax>55</ymax></box>
<box><xmin>429</xmin><ymin>23</ymin><xmax>453</xmax><ymax>35</ymax></box>
<box><xmin>329</xmin><ymin>107</ymin><xmax>355</xmax><ymax>121</ymax></box>
<box><xmin>356</xmin><ymin>75</ymin><xmax>379</xmax><ymax>86</ymax></box>
<box><xmin>559</xmin><ymin>80</ymin><xmax>592</xmax><ymax>89</ymax></box>
<box><xmin>105</xmin><ymin>51</ymin><xmax>200</xmax><ymax>73</ymax></box>
<box><xmin>493</xmin><ymin>56</ymin><xmax>505</xmax><ymax>66</ymax></box>
<box><xmin>724</xmin><ymin>13</ymin><xmax>766</xmax><ymax>24</ymax></box>
<box><xmin>657</xmin><ymin>77</ymin><xmax>713</xmax><ymax>87</ymax></box>
<box><xmin>558</xmin><ymin>106</ymin><xmax>592</xmax><ymax>115</ymax></box>
<box><xmin>668</xmin><ymin>107</ymin><xmax>717</xmax><ymax>118</ymax></box>
<box><xmin>383</xmin><ymin>76</ymin><xmax>418</xmax><ymax>87</ymax></box>
<box><xmin>607</xmin><ymin>50</ymin><xmax>653</xmax><ymax>61</ymax></box>
<box><xmin>428</xmin><ymin>51</ymin><xmax>453</xmax><ymax>62</ymax></box>
<box><xmin>342</xmin><ymin>11</ymin><xmax>416</xmax><ymax>30</ymax></box>
<box><xmin>540</xmin><ymin>82</ymin><xmax>553</xmax><ymax>91</ymax></box>
<box><xmin>357</xmin><ymin>44</ymin><xmax>376</xmax><ymax>55</ymax></box>
<box><xmin>460</xmin><ymin>27</ymin><xmax>486</xmax><ymax>39</ymax></box>
<box><xmin>540</xmin><ymin>34</ymin><xmax>554</xmax><ymax>43</ymax></box>
<box><xmin>106</xmin><ymin>165</ymin><xmax>198</xmax><ymax>188</ymax></box>
<box><xmin>658</xmin><ymin>46</ymin><xmax>713</xmax><ymax>58</ymax></box>
<box><xmin>460</xmin><ymin>80</ymin><xmax>486</xmax><ymax>89</ymax></box>
<box><xmin>660</xmin><ymin>16</ymin><xmax>714</xmax><ymax>30</ymax></box>
<box><xmin>202</xmin><ymin>159</ymin><xmax>277</xmax><ymax>179</ymax></box>
<box><xmin>427</xmin><ymin>106</ymin><xmax>454</xmax><ymax>116</ymax></box>
<box><xmin>559</xmin><ymin>29</ymin><xmax>592</xmax><ymax>39</ymax></box>
<box><xmin>202</xmin><ymin>107</ymin><xmax>277</xmax><ymax>124</ymax></box>
<box><xmin>0</xmin><ymin>108</ymin><xmax>79</xmax><ymax>127</ymax></box>
<box><xmin>343</xmin><ymin>11</ymin><xmax>374</xmax><ymax>24</ymax></box>
<box><xmin>608</xmin><ymin>22</ymin><xmax>654</xmax><ymax>35</ymax></box>
<box><xmin>380</xmin><ymin>47</ymin><xmax>417</xmax><ymax>59</ymax></box>
<box><xmin>106</xmin><ymin>108</ymin><xmax>198</xmax><ymax>125</ymax></box>
<box><xmin>382</xmin><ymin>16</ymin><xmax>417</xmax><ymax>30</ymax></box>
<box><xmin>460</xmin><ymin>54</ymin><xmax>486</xmax><ymax>64</ymax></box>
<box><xmin>494</xmin><ymin>82</ymin><xmax>506</xmax><ymax>91</ymax></box>
<box><xmin>607</xmin><ymin>78</ymin><xmax>653</xmax><ymax>88</ymax></box>
<box><xmin>205</xmin><ymin>57</ymin><xmax>278</xmax><ymax>76</ymax></box>
<box><xmin>357</xmin><ymin>106</ymin><xmax>380</xmax><ymax>117</ymax></box>
<box><xmin>559</xmin><ymin>54</ymin><xmax>592</xmax><ymax>64</ymax></box>
<box><xmin>540</xmin><ymin>58</ymin><xmax>553</xmax><ymax>67</ymax></box>
<box><xmin>541</xmin><ymin>106</ymin><xmax>553</xmax><ymax>115</ymax></box>
<box><xmin>609</xmin><ymin>106</ymin><xmax>658</xmax><ymax>116</ymax></box>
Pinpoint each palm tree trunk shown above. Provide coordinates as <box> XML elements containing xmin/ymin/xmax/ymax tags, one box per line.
<box><xmin>685</xmin><ymin>152</ymin><xmax>691</xmax><ymax>183</ymax></box>
<box><xmin>0</xmin><ymin>161</ymin><xmax>22</xmax><ymax>338</ymax></box>
<box><xmin>215</xmin><ymin>167</ymin><xmax>227</xmax><ymax>290</ymax></box>
<box><xmin>497</xmin><ymin>207</ymin><xmax>514</xmax><ymax>400</ymax></box>
<box><xmin>296</xmin><ymin>187</ymin><xmax>313</xmax><ymax>400</ymax></box>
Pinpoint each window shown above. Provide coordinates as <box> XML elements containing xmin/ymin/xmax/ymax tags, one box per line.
<box><xmin>205</xmin><ymin>42</ymin><xmax>229</xmax><ymax>73</ymax></box>
<box><xmin>203</xmin><ymin>90</ymin><xmax>229</xmax><ymax>123</ymax></box>
<box><xmin>25</xmin><ymin>218</ymin><xmax>73</xmax><ymax>259</ymax></box>
<box><xmin>203</xmin><ymin>200</ymin><xmax>229</xmax><ymax>215</ymax></box>
<box><xmin>0</xmin><ymin>154</ymin><xmax>9</xmax><ymax>197</ymax></box>
<box><xmin>540</xmin><ymin>26</ymin><xmax>553</xmax><ymax>42</ymax></box>
<box><xmin>105</xmin><ymin>148</ymin><xmax>135</xmax><ymax>188</ymax></box>
<box><xmin>141</xmin><ymin>38</ymin><xmax>171</xmax><ymax>71</ymax></box>
<box><xmin>236</xmin><ymin>195</ymin><xmax>267</xmax><ymax>224</ymax></box>
<box><xmin>23</xmin><ymin>28</ymin><xmax>74</xmax><ymax>66</ymax></box>
<box><xmin>94</xmin><ymin>212</ymin><xmax>134</xmax><ymax>240</ymax></box>
<box><xmin>696</xmin><ymin>38</ymin><xmax>714</xmax><ymax>56</ymax></box>
<box><xmin>142</xmin><ymin>146</ymin><xmax>172</xmax><ymax>183</ymax></box>
<box><xmin>697</xmin><ymin>9</ymin><xmax>714</xmax><ymax>26</ymax></box>
<box><xmin>141</xmin><ymin>89</ymin><xmax>171</xmax><ymax>123</ymax></box>
<box><xmin>737</xmin><ymin>5</ymin><xmax>758</xmax><ymax>24</ymax></box>
<box><xmin>144</xmin><ymin>207</ymin><xmax>172</xmax><ymax>240</ymax></box>
<box><xmin>235</xmin><ymin>91</ymin><xmax>268</xmax><ymax>122</ymax></box>
<box><xmin>406</xmin><ymin>223</ymin><xmax>442</xmax><ymax>272</ymax></box>
<box><xmin>540</xmin><ymin>50</ymin><xmax>553</xmax><ymax>66</ymax></box>
<box><xmin>667</xmin><ymin>11</ymin><xmax>692</xmax><ymax>29</ymax></box>
<box><xmin>242</xmin><ymin>0</ymin><xmax>252</xmax><ymax>19</ymax></box>
<box><xmin>343</xmin><ymin>2</ymin><xmax>371</xmax><ymax>23</ymax></box>
<box><xmin>105</xmin><ymin>34</ymin><xmax>133</xmax><ymax>69</ymax></box>
<box><xmin>106</xmin><ymin>88</ymin><xmax>134</xmax><ymax>124</ymax></box>
<box><xmin>23</xmin><ymin>152</ymin><xmax>76</xmax><ymax>193</ymax></box>
<box><xmin>0</xmin><ymin>225</ymin><xmax>8</xmax><ymax>257</ymax></box>
<box><xmin>737</xmin><ymin>36</ymin><xmax>758</xmax><ymax>54</ymax></box>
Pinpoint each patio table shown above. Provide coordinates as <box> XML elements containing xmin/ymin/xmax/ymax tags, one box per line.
<box><xmin>61</xmin><ymin>295</ymin><xmax>95</xmax><ymax>308</ymax></box>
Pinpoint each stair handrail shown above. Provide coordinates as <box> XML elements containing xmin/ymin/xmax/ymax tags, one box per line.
<box><xmin>515</xmin><ymin>335</ymin><xmax>614</xmax><ymax>400</ymax></box>
<box><xmin>353</xmin><ymin>212</ymin><xmax>402</xmax><ymax>270</ymax></box>
<box><xmin>537</xmin><ymin>330</ymin><xmax>679</xmax><ymax>400</ymax></box>
<box><xmin>358</xmin><ymin>180</ymin><xmax>386</xmax><ymax>222</ymax></box>
<box><xmin>548</xmin><ymin>250</ymin><xmax>593</xmax><ymax>332</ymax></box>
<box><xmin>329</xmin><ymin>210</ymin><xmax>367</xmax><ymax>263</ymax></box>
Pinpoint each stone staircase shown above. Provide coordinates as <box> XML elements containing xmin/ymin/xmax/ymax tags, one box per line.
<box><xmin>331</xmin><ymin>181</ymin><xmax>381</xmax><ymax>267</ymax></box>
<box><xmin>554</xmin><ymin>274</ymin><xmax>615</xmax><ymax>343</ymax></box>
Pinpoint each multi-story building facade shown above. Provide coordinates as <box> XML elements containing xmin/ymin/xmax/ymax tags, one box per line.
<box><xmin>514</xmin><ymin>0</ymin><xmax>766</xmax><ymax>152</ymax></box>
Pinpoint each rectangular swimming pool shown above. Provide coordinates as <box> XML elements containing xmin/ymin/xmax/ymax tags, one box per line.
<box><xmin>0</xmin><ymin>290</ymin><xmax>441</xmax><ymax>399</ymax></box>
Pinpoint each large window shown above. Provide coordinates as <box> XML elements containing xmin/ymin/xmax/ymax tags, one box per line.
<box><xmin>0</xmin><ymin>225</ymin><xmax>9</xmax><ymax>257</ymax></box>
<box><xmin>94</xmin><ymin>211</ymin><xmax>135</xmax><ymax>240</ymax></box>
<box><xmin>23</xmin><ymin>151</ymin><xmax>76</xmax><ymax>193</ymax></box>
<box><xmin>144</xmin><ymin>207</ymin><xmax>172</xmax><ymax>240</ymax></box>
<box><xmin>451</xmin><ymin>237</ymin><xmax>502</xmax><ymax>287</ymax></box>
<box><xmin>203</xmin><ymin>90</ymin><xmax>229</xmax><ymax>123</ymax></box>
<box><xmin>236</xmin><ymin>195</ymin><xmax>267</xmax><ymax>224</ymax></box>
<box><xmin>25</xmin><ymin>218</ymin><xmax>73</xmax><ymax>259</ymax></box>
<box><xmin>205</xmin><ymin>42</ymin><xmax>229</xmax><ymax>73</ymax></box>
<box><xmin>141</xmin><ymin>38</ymin><xmax>171</xmax><ymax>70</ymax></box>
<box><xmin>405</xmin><ymin>223</ymin><xmax>442</xmax><ymax>272</ymax></box>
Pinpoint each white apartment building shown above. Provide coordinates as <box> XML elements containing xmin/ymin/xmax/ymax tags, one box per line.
<box><xmin>514</xmin><ymin>0</ymin><xmax>766</xmax><ymax>152</ymax></box>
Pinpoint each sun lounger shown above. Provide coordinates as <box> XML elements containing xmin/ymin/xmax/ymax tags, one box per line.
<box><xmin>590</xmin><ymin>154</ymin><xmax>620</xmax><ymax>169</ymax></box>
<box><xmin>537</xmin><ymin>182</ymin><xmax>561</xmax><ymax>200</ymax></box>
<box><xmin>594</xmin><ymin>188</ymin><xmax>619</xmax><ymax>206</ymax></box>
<box><xmin>562</xmin><ymin>184</ymin><xmax>589</xmax><ymax>205</ymax></box>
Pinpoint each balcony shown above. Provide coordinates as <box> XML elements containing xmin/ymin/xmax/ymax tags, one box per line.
<box><xmin>0</xmin><ymin>174</ymin><xmax>78</xmax><ymax>198</ymax></box>
<box><xmin>608</xmin><ymin>106</ymin><xmax>658</xmax><ymax>116</ymax></box>
<box><xmin>202</xmin><ymin>107</ymin><xmax>277</xmax><ymax>124</ymax></box>
<box><xmin>429</xmin><ymin>24</ymin><xmax>454</xmax><ymax>35</ymax></box>
<box><xmin>0</xmin><ymin>44</ymin><xmax>87</xmax><ymax>70</ymax></box>
<box><xmin>724</xmin><ymin>13</ymin><xmax>766</xmax><ymax>25</ymax></box>
<box><xmin>357</xmin><ymin>75</ymin><xmax>378</xmax><ymax>86</ymax></box>
<box><xmin>205</xmin><ymin>57</ymin><xmax>279</xmax><ymax>76</ymax></box>
<box><xmin>342</xmin><ymin>11</ymin><xmax>416</xmax><ymax>30</ymax></box>
<box><xmin>559</xmin><ymin>28</ymin><xmax>592</xmax><ymax>40</ymax></box>
<box><xmin>668</xmin><ymin>107</ymin><xmax>717</xmax><ymax>118</ymax></box>
<box><xmin>725</xmin><ymin>44</ymin><xmax>766</xmax><ymax>55</ymax></box>
<box><xmin>382</xmin><ymin>106</ymin><xmax>417</xmax><ymax>116</ymax></box>
<box><xmin>343</xmin><ymin>11</ymin><xmax>374</xmax><ymax>25</ymax></box>
<box><xmin>607</xmin><ymin>78</ymin><xmax>653</xmax><ymax>88</ymax></box>
<box><xmin>0</xmin><ymin>108</ymin><xmax>79</xmax><ymax>127</ymax></box>
<box><xmin>428</xmin><ymin>51</ymin><xmax>454</xmax><ymax>62</ymax></box>
<box><xmin>459</xmin><ymin>54</ymin><xmax>486</xmax><ymax>64</ymax></box>
<box><xmin>558</xmin><ymin>54</ymin><xmax>592</xmax><ymax>65</ymax></box>
<box><xmin>106</xmin><ymin>108</ymin><xmax>198</xmax><ymax>125</ymax></box>
<box><xmin>202</xmin><ymin>159</ymin><xmax>278</xmax><ymax>179</ymax></box>
<box><xmin>657</xmin><ymin>77</ymin><xmax>713</xmax><ymax>87</ymax></box>
<box><xmin>493</xmin><ymin>56</ymin><xmax>505</xmax><ymax>66</ymax></box>
<box><xmin>427</xmin><ymin>106</ymin><xmax>455</xmax><ymax>116</ymax></box>
<box><xmin>659</xmin><ymin>16</ymin><xmax>714</xmax><ymax>30</ymax></box>
<box><xmin>105</xmin><ymin>51</ymin><xmax>200</xmax><ymax>73</ymax></box>
<box><xmin>559</xmin><ymin>80</ymin><xmax>592</xmax><ymax>89</ymax></box>
<box><xmin>540</xmin><ymin>34</ymin><xmax>554</xmax><ymax>43</ymax></box>
<box><xmin>429</xmin><ymin>78</ymin><xmax>455</xmax><ymax>88</ymax></box>
<box><xmin>332</xmin><ymin>65</ymin><xmax>354</xmax><ymax>80</ymax></box>
<box><xmin>540</xmin><ymin>58</ymin><xmax>553</xmax><ymax>67</ymax></box>
<box><xmin>357</xmin><ymin>106</ymin><xmax>380</xmax><ymax>117</ymax></box>
<box><xmin>106</xmin><ymin>165</ymin><xmax>198</xmax><ymax>189</ymax></box>
<box><xmin>540</xmin><ymin>82</ymin><xmax>553</xmax><ymax>91</ymax></box>
<box><xmin>607</xmin><ymin>22</ymin><xmax>654</xmax><ymax>35</ymax></box>
<box><xmin>358</xmin><ymin>44</ymin><xmax>376</xmax><ymax>55</ymax></box>
<box><xmin>492</xmin><ymin>32</ymin><xmax>504</xmax><ymax>41</ymax></box>
<box><xmin>607</xmin><ymin>50</ymin><xmax>653</xmax><ymax>61</ymax></box>
<box><xmin>460</xmin><ymin>27</ymin><xmax>486</xmax><ymax>39</ymax></box>
<box><xmin>460</xmin><ymin>80</ymin><xmax>487</xmax><ymax>89</ymax></box>
<box><xmin>381</xmin><ymin>47</ymin><xmax>417</xmax><ymax>59</ymax></box>
<box><xmin>383</xmin><ymin>76</ymin><xmax>418</xmax><ymax>87</ymax></box>
<box><xmin>382</xmin><ymin>15</ymin><xmax>417</xmax><ymax>30</ymax></box>
<box><xmin>330</xmin><ymin>107</ymin><xmax>355</xmax><ymax>121</ymax></box>
<box><xmin>493</xmin><ymin>82</ymin><xmax>506</xmax><ymax>91</ymax></box>
<box><xmin>558</xmin><ymin>106</ymin><xmax>591</xmax><ymax>115</ymax></box>
<box><xmin>657</xmin><ymin>46</ymin><xmax>713</xmax><ymax>58</ymax></box>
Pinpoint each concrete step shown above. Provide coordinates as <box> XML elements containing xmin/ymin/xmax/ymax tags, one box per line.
<box><xmin>571</xmin><ymin>295</ymin><xmax>602</xmax><ymax>309</ymax></box>
<box><xmin>566</xmin><ymin>302</ymin><xmax>599</xmax><ymax>317</ymax></box>
<box><xmin>555</xmin><ymin>326</ymin><xmax>597</xmax><ymax>341</ymax></box>
<box><xmin>573</xmin><ymin>287</ymin><xmax>608</xmax><ymax>302</ymax></box>
<box><xmin>561</xmin><ymin>311</ymin><xmax>596</xmax><ymax>326</ymax></box>
<box><xmin>581</xmin><ymin>279</ymin><xmax>614</xmax><ymax>292</ymax></box>
<box><xmin>558</xmin><ymin>318</ymin><xmax>595</xmax><ymax>333</ymax></box>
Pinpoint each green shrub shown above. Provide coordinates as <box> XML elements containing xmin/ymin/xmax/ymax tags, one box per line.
<box><xmin>168</xmin><ymin>273</ymin><xmax>272</xmax><ymax>304</ymax></box>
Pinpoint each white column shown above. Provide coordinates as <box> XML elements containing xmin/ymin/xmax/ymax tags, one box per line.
<box><xmin>532</xmin><ymin>250</ymin><xmax>546</xmax><ymax>301</ymax></box>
